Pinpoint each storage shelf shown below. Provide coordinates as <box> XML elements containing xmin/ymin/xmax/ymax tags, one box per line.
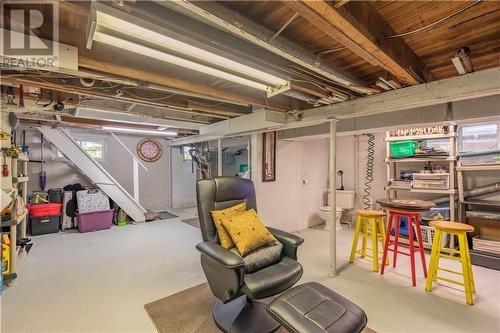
<box><xmin>456</xmin><ymin>165</ymin><xmax>500</xmax><ymax>171</ymax></box>
<box><xmin>460</xmin><ymin>200</ymin><xmax>499</xmax><ymax>207</ymax></box>
<box><xmin>470</xmin><ymin>250</ymin><xmax>500</xmax><ymax>270</ymax></box>
<box><xmin>385</xmin><ymin>186</ymin><xmax>456</xmax><ymax>194</ymax></box>
<box><xmin>14</xmin><ymin>153</ymin><xmax>29</xmax><ymax>162</ymax></box>
<box><xmin>0</xmin><ymin>211</ymin><xmax>26</xmax><ymax>227</ymax></box>
<box><xmin>385</xmin><ymin>157</ymin><xmax>455</xmax><ymax>163</ymax></box>
<box><xmin>465</xmin><ymin>210</ymin><xmax>500</xmax><ymax>221</ymax></box>
<box><xmin>13</xmin><ymin>176</ymin><xmax>29</xmax><ymax>183</ymax></box>
<box><xmin>385</xmin><ymin>133</ymin><xmax>456</xmax><ymax>142</ymax></box>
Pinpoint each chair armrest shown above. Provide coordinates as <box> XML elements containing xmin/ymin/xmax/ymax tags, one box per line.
<box><xmin>267</xmin><ymin>227</ymin><xmax>304</xmax><ymax>260</ymax></box>
<box><xmin>196</xmin><ymin>242</ymin><xmax>244</xmax><ymax>269</ymax></box>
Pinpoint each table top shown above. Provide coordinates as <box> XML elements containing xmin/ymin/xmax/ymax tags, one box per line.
<box><xmin>376</xmin><ymin>198</ymin><xmax>436</xmax><ymax>211</ymax></box>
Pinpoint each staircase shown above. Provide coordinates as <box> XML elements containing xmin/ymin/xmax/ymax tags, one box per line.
<box><xmin>38</xmin><ymin>126</ymin><xmax>147</xmax><ymax>222</ymax></box>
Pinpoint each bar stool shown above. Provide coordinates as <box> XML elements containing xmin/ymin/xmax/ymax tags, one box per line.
<box><xmin>349</xmin><ymin>210</ymin><xmax>389</xmax><ymax>272</ymax></box>
<box><xmin>425</xmin><ymin>220</ymin><xmax>476</xmax><ymax>305</ymax></box>
<box><xmin>380</xmin><ymin>209</ymin><xmax>428</xmax><ymax>287</ymax></box>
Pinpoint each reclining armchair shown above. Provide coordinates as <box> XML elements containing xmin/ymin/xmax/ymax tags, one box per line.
<box><xmin>196</xmin><ymin>177</ymin><xmax>304</xmax><ymax>333</ymax></box>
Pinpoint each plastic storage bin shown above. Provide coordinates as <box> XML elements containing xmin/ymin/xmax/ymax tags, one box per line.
<box><xmin>421</xmin><ymin>207</ymin><xmax>450</xmax><ymax>221</ymax></box>
<box><xmin>389</xmin><ymin>140</ymin><xmax>418</xmax><ymax>158</ymax></box>
<box><xmin>459</xmin><ymin>149</ymin><xmax>500</xmax><ymax>166</ymax></box>
<box><xmin>30</xmin><ymin>214</ymin><xmax>61</xmax><ymax>236</ymax></box>
<box><xmin>77</xmin><ymin>209</ymin><xmax>114</xmax><ymax>233</ymax></box>
<box><xmin>48</xmin><ymin>188</ymin><xmax>63</xmax><ymax>203</ymax></box>
<box><xmin>421</xmin><ymin>225</ymin><xmax>449</xmax><ymax>248</ymax></box>
<box><xmin>412</xmin><ymin>173</ymin><xmax>449</xmax><ymax>189</ymax></box>
<box><xmin>76</xmin><ymin>189</ymin><xmax>110</xmax><ymax>213</ymax></box>
<box><xmin>28</xmin><ymin>203</ymin><xmax>62</xmax><ymax>217</ymax></box>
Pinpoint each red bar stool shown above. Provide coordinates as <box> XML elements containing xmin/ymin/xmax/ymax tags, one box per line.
<box><xmin>380</xmin><ymin>209</ymin><xmax>428</xmax><ymax>286</ymax></box>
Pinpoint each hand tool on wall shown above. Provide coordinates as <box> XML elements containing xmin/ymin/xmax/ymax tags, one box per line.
<box><xmin>2</xmin><ymin>153</ymin><xmax>9</xmax><ymax>177</ymax></box>
<box><xmin>18</xmin><ymin>85</ymin><xmax>24</xmax><ymax>107</ymax></box>
<box><xmin>39</xmin><ymin>134</ymin><xmax>46</xmax><ymax>191</ymax></box>
<box><xmin>6</xmin><ymin>87</ymin><xmax>16</xmax><ymax>105</ymax></box>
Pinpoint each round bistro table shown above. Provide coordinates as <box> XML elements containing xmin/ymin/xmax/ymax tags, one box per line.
<box><xmin>376</xmin><ymin>198</ymin><xmax>436</xmax><ymax>286</ymax></box>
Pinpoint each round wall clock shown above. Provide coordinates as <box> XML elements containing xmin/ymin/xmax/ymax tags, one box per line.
<box><xmin>137</xmin><ymin>138</ymin><xmax>162</xmax><ymax>162</ymax></box>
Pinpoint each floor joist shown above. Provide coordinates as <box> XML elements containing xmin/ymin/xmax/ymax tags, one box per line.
<box><xmin>284</xmin><ymin>0</ymin><xmax>429</xmax><ymax>85</ymax></box>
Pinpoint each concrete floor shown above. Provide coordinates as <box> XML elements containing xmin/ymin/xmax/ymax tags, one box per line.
<box><xmin>2</xmin><ymin>208</ymin><xmax>499</xmax><ymax>333</ymax></box>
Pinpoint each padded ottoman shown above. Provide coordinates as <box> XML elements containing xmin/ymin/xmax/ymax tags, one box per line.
<box><xmin>267</xmin><ymin>282</ymin><xmax>367</xmax><ymax>333</ymax></box>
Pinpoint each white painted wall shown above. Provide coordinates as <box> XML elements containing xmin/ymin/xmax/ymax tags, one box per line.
<box><xmin>251</xmin><ymin>135</ymin><xmax>329</xmax><ymax>232</ymax></box>
<box><xmin>21</xmin><ymin>128</ymin><xmax>171</xmax><ymax>212</ymax></box>
<box><xmin>170</xmin><ymin>146</ymin><xmax>197</xmax><ymax>209</ymax></box>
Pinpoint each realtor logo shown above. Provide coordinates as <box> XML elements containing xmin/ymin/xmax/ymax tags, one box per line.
<box><xmin>1</xmin><ymin>0</ymin><xmax>59</xmax><ymax>68</ymax></box>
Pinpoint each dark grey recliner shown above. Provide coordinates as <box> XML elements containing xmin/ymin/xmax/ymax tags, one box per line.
<box><xmin>196</xmin><ymin>177</ymin><xmax>304</xmax><ymax>333</ymax></box>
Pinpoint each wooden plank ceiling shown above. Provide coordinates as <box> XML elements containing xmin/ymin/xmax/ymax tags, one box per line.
<box><xmin>1</xmin><ymin>0</ymin><xmax>499</xmax><ymax>131</ymax></box>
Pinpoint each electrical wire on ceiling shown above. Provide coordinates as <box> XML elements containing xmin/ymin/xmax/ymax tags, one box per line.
<box><xmin>286</xmin><ymin>64</ymin><xmax>357</xmax><ymax>96</ymax></box>
<box><xmin>316</xmin><ymin>46</ymin><xmax>347</xmax><ymax>56</ymax></box>
<box><xmin>386</xmin><ymin>0</ymin><xmax>483</xmax><ymax>39</ymax></box>
<box><xmin>6</xmin><ymin>75</ymin><xmax>122</xmax><ymax>91</ymax></box>
<box><xmin>35</xmin><ymin>89</ymin><xmax>54</xmax><ymax>107</ymax></box>
<box><xmin>121</xmin><ymin>88</ymin><xmax>175</xmax><ymax>101</ymax></box>
<box><xmin>182</xmin><ymin>98</ymin><xmax>224</xmax><ymax>108</ymax></box>
<box><xmin>291</xmin><ymin>79</ymin><xmax>331</xmax><ymax>93</ymax></box>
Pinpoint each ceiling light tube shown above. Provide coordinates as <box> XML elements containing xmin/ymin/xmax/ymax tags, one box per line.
<box><xmin>94</xmin><ymin>9</ymin><xmax>288</xmax><ymax>87</ymax></box>
<box><xmin>93</xmin><ymin>31</ymin><xmax>269</xmax><ymax>91</ymax></box>
<box><xmin>101</xmin><ymin>125</ymin><xmax>177</xmax><ymax>136</ymax></box>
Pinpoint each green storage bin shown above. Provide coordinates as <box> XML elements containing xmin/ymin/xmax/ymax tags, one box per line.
<box><xmin>390</xmin><ymin>140</ymin><xmax>417</xmax><ymax>158</ymax></box>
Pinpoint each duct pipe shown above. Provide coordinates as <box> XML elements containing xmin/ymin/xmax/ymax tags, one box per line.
<box><xmin>432</xmin><ymin>182</ymin><xmax>500</xmax><ymax>205</ymax></box>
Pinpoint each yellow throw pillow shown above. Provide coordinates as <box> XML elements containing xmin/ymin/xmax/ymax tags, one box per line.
<box><xmin>221</xmin><ymin>209</ymin><xmax>277</xmax><ymax>256</ymax></box>
<box><xmin>211</xmin><ymin>203</ymin><xmax>246</xmax><ymax>249</ymax></box>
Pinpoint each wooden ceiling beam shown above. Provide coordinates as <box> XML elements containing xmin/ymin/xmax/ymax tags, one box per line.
<box><xmin>284</xmin><ymin>0</ymin><xmax>430</xmax><ymax>85</ymax></box>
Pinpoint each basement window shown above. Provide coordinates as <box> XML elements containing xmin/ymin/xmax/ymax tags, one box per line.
<box><xmin>459</xmin><ymin>123</ymin><xmax>499</xmax><ymax>152</ymax></box>
<box><xmin>76</xmin><ymin>139</ymin><xmax>106</xmax><ymax>160</ymax></box>
<box><xmin>182</xmin><ymin>146</ymin><xmax>193</xmax><ymax>161</ymax></box>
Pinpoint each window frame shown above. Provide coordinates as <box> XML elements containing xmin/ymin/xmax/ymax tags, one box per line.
<box><xmin>74</xmin><ymin>137</ymin><xmax>107</xmax><ymax>161</ymax></box>
<box><xmin>182</xmin><ymin>145</ymin><xmax>193</xmax><ymax>162</ymax></box>
<box><xmin>458</xmin><ymin>121</ymin><xmax>499</xmax><ymax>153</ymax></box>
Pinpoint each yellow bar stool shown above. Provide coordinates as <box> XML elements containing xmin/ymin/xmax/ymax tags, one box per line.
<box><xmin>349</xmin><ymin>210</ymin><xmax>389</xmax><ymax>272</ymax></box>
<box><xmin>425</xmin><ymin>220</ymin><xmax>476</xmax><ymax>305</ymax></box>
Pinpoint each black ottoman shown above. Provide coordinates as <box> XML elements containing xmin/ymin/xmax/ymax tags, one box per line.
<box><xmin>267</xmin><ymin>282</ymin><xmax>367</xmax><ymax>333</ymax></box>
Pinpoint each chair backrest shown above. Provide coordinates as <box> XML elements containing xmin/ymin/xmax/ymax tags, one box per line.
<box><xmin>196</xmin><ymin>177</ymin><xmax>257</xmax><ymax>243</ymax></box>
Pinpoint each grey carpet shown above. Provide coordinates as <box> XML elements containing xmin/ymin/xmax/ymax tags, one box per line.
<box><xmin>158</xmin><ymin>211</ymin><xmax>178</xmax><ymax>219</ymax></box>
<box><xmin>181</xmin><ymin>217</ymin><xmax>200</xmax><ymax>229</ymax></box>
<box><xmin>144</xmin><ymin>283</ymin><xmax>377</xmax><ymax>333</ymax></box>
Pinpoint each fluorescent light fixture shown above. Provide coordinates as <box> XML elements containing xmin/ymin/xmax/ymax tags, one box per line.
<box><xmin>87</xmin><ymin>3</ymin><xmax>290</xmax><ymax>94</ymax></box>
<box><xmin>95</xmin><ymin>10</ymin><xmax>288</xmax><ymax>87</ymax></box>
<box><xmin>101</xmin><ymin>126</ymin><xmax>177</xmax><ymax>136</ymax></box>
<box><xmin>94</xmin><ymin>31</ymin><xmax>268</xmax><ymax>91</ymax></box>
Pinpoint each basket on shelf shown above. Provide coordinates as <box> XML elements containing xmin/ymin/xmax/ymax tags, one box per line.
<box><xmin>389</xmin><ymin>140</ymin><xmax>418</xmax><ymax>158</ymax></box>
<box><xmin>420</xmin><ymin>225</ymin><xmax>449</xmax><ymax>248</ymax></box>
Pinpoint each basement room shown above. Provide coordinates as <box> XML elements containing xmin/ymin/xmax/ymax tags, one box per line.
<box><xmin>1</xmin><ymin>1</ymin><xmax>499</xmax><ymax>333</ymax></box>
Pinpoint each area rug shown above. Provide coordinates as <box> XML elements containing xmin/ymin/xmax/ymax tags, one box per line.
<box><xmin>144</xmin><ymin>283</ymin><xmax>377</xmax><ymax>333</ymax></box>
<box><xmin>157</xmin><ymin>211</ymin><xmax>178</xmax><ymax>219</ymax></box>
<box><xmin>181</xmin><ymin>217</ymin><xmax>200</xmax><ymax>229</ymax></box>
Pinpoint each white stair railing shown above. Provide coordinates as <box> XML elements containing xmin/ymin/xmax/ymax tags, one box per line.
<box><xmin>109</xmin><ymin>133</ymin><xmax>148</xmax><ymax>202</ymax></box>
<box><xmin>38</xmin><ymin>126</ymin><xmax>146</xmax><ymax>222</ymax></box>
